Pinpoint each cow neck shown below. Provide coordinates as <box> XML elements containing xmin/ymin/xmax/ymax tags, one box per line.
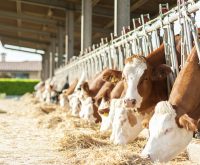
<box><xmin>146</xmin><ymin>43</ymin><xmax>165</xmax><ymax>67</ymax></box>
<box><xmin>169</xmin><ymin>47</ymin><xmax>200</xmax><ymax>118</ymax></box>
<box><xmin>137</xmin><ymin>61</ymin><xmax>168</xmax><ymax>115</ymax></box>
<box><xmin>66</xmin><ymin>79</ymin><xmax>78</xmax><ymax>95</ymax></box>
<box><xmin>110</xmin><ymin>81</ymin><xmax>124</xmax><ymax>99</ymax></box>
<box><xmin>95</xmin><ymin>82</ymin><xmax>114</xmax><ymax>101</ymax></box>
<box><xmin>89</xmin><ymin>78</ymin><xmax>105</xmax><ymax>96</ymax></box>
<box><xmin>138</xmin><ymin>79</ymin><xmax>168</xmax><ymax>115</ymax></box>
<box><xmin>93</xmin><ymin>104</ymin><xmax>102</xmax><ymax>123</ymax></box>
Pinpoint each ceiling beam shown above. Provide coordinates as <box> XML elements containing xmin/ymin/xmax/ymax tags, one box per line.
<box><xmin>0</xmin><ymin>10</ymin><xmax>57</xmax><ymax>26</ymax></box>
<box><xmin>0</xmin><ymin>23</ymin><xmax>52</xmax><ymax>36</ymax></box>
<box><xmin>103</xmin><ymin>13</ymin><xmax>140</xmax><ymax>30</ymax></box>
<box><xmin>74</xmin><ymin>25</ymin><xmax>112</xmax><ymax>35</ymax></box>
<box><xmin>9</xmin><ymin>0</ymin><xmax>67</xmax><ymax>10</ymax></box>
<box><xmin>0</xmin><ymin>21</ymin><xmax>110</xmax><ymax>38</ymax></box>
<box><xmin>0</xmin><ymin>33</ymin><xmax>50</xmax><ymax>45</ymax></box>
<box><xmin>16</xmin><ymin>0</ymin><xmax>22</xmax><ymax>37</ymax></box>
<box><xmin>104</xmin><ymin>20</ymin><xmax>114</xmax><ymax>29</ymax></box>
<box><xmin>9</xmin><ymin>0</ymin><xmax>114</xmax><ymax>18</ymax></box>
<box><xmin>1</xmin><ymin>39</ymin><xmax>47</xmax><ymax>50</ymax></box>
<box><xmin>4</xmin><ymin>46</ymin><xmax>44</xmax><ymax>54</ymax></box>
<box><xmin>130</xmin><ymin>0</ymin><xmax>149</xmax><ymax>12</ymax></box>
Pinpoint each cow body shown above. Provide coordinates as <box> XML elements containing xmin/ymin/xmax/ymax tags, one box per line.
<box><xmin>141</xmin><ymin>46</ymin><xmax>200</xmax><ymax>162</ymax></box>
<box><xmin>59</xmin><ymin>79</ymin><xmax>78</xmax><ymax>109</ymax></box>
<box><xmin>98</xmin><ymin>81</ymin><xmax>124</xmax><ymax>132</ymax></box>
<box><xmin>109</xmin><ymin>43</ymin><xmax>171</xmax><ymax>144</ymax></box>
<box><xmin>79</xmin><ymin>69</ymin><xmax>120</xmax><ymax>123</ymax></box>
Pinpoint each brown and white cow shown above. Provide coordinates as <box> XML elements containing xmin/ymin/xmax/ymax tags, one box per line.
<box><xmin>98</xmin><ymin>80</ymin><xmax>124</xmax><ymax>132</ymax></box>
<box><xmin>67</xmin><ymin>72</ymin><xmax>86</xmax><ymax>116</ymax></box>
<box><xmin>108</xmin><ymin>35</ymin><xmax>184</xmax><ymax>144</ymax></box>
<box><xmin>42</xmin><ymin>79</ymin><xmax>58</xmax><ymax>103</ymax></box>
<box><xmin>79</xmin><ymin>69</ymin><xmax>122</xmax><ymax>123</ymax></box>
<box><xmin>141</xmin><ymin>46</ymin><xmax>200</xmax><ymax>162</ymax></box>
<box><xmin>103</xmin><ymin>42</ymin><xmax>174</xmax><ymax>144</ymax></box>
<box><xmin>34</xmin><ymin>81</ymin><xmax>45</xmax><ymax>101</ymax></box>
<box><xmin>59</xmin><ymin>78</ymin><xmax>78</xmax><ymax>108</ymax></box>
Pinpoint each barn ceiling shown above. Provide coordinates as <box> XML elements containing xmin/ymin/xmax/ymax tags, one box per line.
<box><xmin>0</xmin><ymin>0</ymin><xmax>177</xmax><ymax>54</ymax></box>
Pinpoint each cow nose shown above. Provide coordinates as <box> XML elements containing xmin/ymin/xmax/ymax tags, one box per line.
<box><xmin>98</xmin><ymin>108</ymin><xmax>109</xmax><ymax>115</ymax></box>
<box><xmin>140</xmin><ymin>153</ymin><xmax>151</xmax><ymax>159</ymax></box>
<box><xmin>124</xmin><ymin>99</ymin><xmax>136</xmax><ymax>108</ymax></box>
<box><xmin>98</xmin><ymin>109</ymin><xmax>104</xmax><ymax>115</ymax></box>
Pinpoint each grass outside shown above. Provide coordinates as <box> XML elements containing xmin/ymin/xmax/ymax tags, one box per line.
<box><xmin>0</xmin><ymin>78</ymin><xmax>39</xmax><ymax>95</ymax></box>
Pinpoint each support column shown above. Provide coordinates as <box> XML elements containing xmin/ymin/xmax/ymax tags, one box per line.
<box><xmin>41</xmin><ymin>54</ymin><xmax>45</xmax><ymax>80</ymax></box>
<box><xmin>58</xmin><ymin>26</ymin><xmax>64</xmax><ymax>67</ymax></box>
<box><xmin>65</xmin><ymin>10</ymin><xmax>74</xmax><ymax>63</ymax></box>
<box><xmin>42</xmin><ymin>51</ymin><xmax>49</xmax><ymax>80</ymax></box>
<box><xmin>49</xmin><ymin>40</ymin><xmax>55</xmax><ymax>78</ymax></box>
<box><xmin>81</xmin><ymin>0</ymin><xmax>92</xmax><ymax>54</ymax></box>
<box><xmin>114</xmin><ymin>0</ymin><xmax>130</xmax><ymax>36</ymax></box>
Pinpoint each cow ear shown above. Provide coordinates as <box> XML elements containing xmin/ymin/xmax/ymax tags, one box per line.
<box><xmin>81</xmin><ymin>82</ymin><xmax>90</xmax><ymax>93</ymax></box>
<box><xmin>142</xmin><ymin>119</ymin><xmax>149</xmax><ymax>128</ymax></box>
<box><xmin>102</xmin><ymin>72</ymin><xmax>121</xmax><ymax>84</ymax></box>
<box><xmin>125</xmin><ymin>56</ymin><xmax>133</xmax><ymax>64</ymax></box>
<box><xmin>177</xmin><ymin>114</ymin><xmax>197</xmax><ymax>132</ymax></box>
<box><xmin>151</xmin><ymin>64</ymin><xmax>172</xmax><ymax>81</ymax></box>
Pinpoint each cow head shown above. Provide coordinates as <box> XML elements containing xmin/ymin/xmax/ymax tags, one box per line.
<box><xmin>102</xmin><ymin>69</ymin><xmax>122</xmax><ymax>84</ymax></box>
<box><xmin>59</xmin><ymin>93</ymin><xmax>69</xmax><ymax>109</ymax></box>
<box><xmin>79</xmin><ymin>96</ymin><xmax>101</xmax><ymax>123</ymax></box>
<box><xmin>98</xmin><ymin>96</ymin><xmax>111</xmax><ymax>131</ymax></box>
<box><xmin>79</xmin><ymin>82</ymin><xmax>101</xmax><ymax>123</ymax></box>
<box><xmin>110</xmin><ymin>105</ymin><xmax>144</xmax><ymax>145</ymax></box>
<box><xmin>68</xmin><ymin>91</ymin><xmax>81</xmax><ymax>116</ymax></box>
<box><xmin>123</xmin><ymin>55</ymin><xmax>171</xmax><ymax>109</ymax></box>
<box><xmin>141</xmin><ymin>101</ymin><xmax>197</xmax><ymax>162</ymax></box>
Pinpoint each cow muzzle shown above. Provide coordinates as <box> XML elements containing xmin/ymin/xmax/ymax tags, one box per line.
<box><xmin>124</xmin><ymin>99</ymin><xmax>136</xmax><ymax>108</ymax></box>
<box><xmin>98</xmin><ymin>108</ymin><xmax>110</xmax><ymax>116</ymax></box>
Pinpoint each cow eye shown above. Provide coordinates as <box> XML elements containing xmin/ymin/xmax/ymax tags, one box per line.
<box><xmin>164</xmin><ymin>128</ymin><xmax>172</xmax><ymax>135</ymax></box>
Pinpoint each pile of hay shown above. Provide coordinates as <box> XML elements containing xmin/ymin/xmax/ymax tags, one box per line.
<box><xmin>55</xmin><ymin>111</ymin><xmax>191</xmax><ymax>165</ymax></box>
<box><xmin>20</xmin><ymin>92</ymin><xmax>192</xmax><ymax>165</ymax></box>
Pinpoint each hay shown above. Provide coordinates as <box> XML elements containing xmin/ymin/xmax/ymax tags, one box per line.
<box><xmin>59</xmin><ymin>133</ymin><xmax>108</xmax><ymax>150</ymax></box>
<box><xmin>59</xmin><ymin>136</ymin><xmax>152</xmax><ymax>165</ymax></box>
<box><xmin>0</xmin><ymin>109</ymin><xmax>6</xmax><ymax>113</ymax></box>
<box><xmin>40</xmin><ymin>104</ymin><xmax>57</xmax><ymax>114</ymax></box>
<box><xmin>17</xmin><ymin>92</ymin><xmax>194</xmax><ymax>165</ymax></box>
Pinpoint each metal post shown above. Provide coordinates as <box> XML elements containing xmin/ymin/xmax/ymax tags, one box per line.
<box><xmin>49</xmin><ymin>39</ymin><xmax>55</xmax><ymax>78</ymax></box>
<box><xmin>114</xmin><ymin>0</ymin><xmax>130</xmax><ymax>36</ymax></box>
<box><xmin>81</xmin><ymin>0</ymin><xmax>92</xmax><ymax>54</ymax></box>
<box><xmin>58</xmin><ymin>26</ymin><xmax>64</xmax><ymax>67</ymax></box>
<box><xmin>65</xmin><ymin>10</ymin><xmax>74</xmax><ymax>63</ymax></box>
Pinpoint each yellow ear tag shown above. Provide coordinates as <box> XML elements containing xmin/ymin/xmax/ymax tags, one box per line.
<box><xmin>111</xmin><ymin>76</ymin><xmax>119</xmax><ymax>84</ymax></box>
<box><xmin>103</xmin><ymin>113</ymin><xmax>109</xmax><ymax>117</ymax></box>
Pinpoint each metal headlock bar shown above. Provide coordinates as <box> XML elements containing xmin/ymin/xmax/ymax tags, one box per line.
<box><xmin>54</xmin><ymin>0</ymin><xmax>200</xmax><ymax>85</ymax></box>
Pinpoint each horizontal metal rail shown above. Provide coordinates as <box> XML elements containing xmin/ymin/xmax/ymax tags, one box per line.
<box><xmin>54</xmin><ymin>0</ymin><xmax>200</xmax><ymax>84</ymax></box>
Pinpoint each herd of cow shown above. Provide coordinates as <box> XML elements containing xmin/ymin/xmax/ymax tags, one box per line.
<box><xmin>34</xmin><ymin>35</ymin><xmax>200</xmax><ymax>163</ymax></box>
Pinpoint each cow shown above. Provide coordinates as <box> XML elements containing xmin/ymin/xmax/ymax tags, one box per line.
<box><xmin>98</xmin><ymin>80</ymin><xmax>124</xmax><ymax>132</ymax></box>
<box><xmin>34</xmin><ymin>81</ymin><xmax>45</xmax><ymax>101</ymax></box>
<box><xmin>42</xmin><ymin>79</ymin><xmax>54</xmax><ymax>103</ymax></box>
<box><xmin>67</xmin><ymin>73</ymin><xmax>86</xmax><ymax>116</ymax></box>
<box><xmin>59</xmin><ymin>78</ymin><xmax>78</xmax><ymax>109</ymax></box>
<box><xmin>141</xmin><ymin>46</ymin><xmax>200</xmax><ymax>162</ymax></box>
<box><xmin>79</xmin><ymin>68</ymin><xmax>122</xmax><ymax>123</ymax></box>
<box><xmin>107</xmin><ymin>35</ymin><xmax>185</xmax><ymax>144</ymax></box>
<box><xmin>101</xmin><ymin>42</ymin><xmax>174</xmax><ymax>144</ymax></box>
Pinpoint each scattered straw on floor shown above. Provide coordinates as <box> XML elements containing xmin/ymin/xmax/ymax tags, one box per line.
<box><xmin>0</xmin><ymin>109</ymin><xmax>7</xmax><ymax>113</ymax></box>
<box><xmin>17</xmin><ymin>93</ymin><xmax>194</xmax><ymax>165</ymax></box>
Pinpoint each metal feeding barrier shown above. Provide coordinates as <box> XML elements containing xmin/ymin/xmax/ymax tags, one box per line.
<box><xmin>54</xmin><ymin>0</ymin><xmax>200</xmax><ymax>88</ymax></box>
